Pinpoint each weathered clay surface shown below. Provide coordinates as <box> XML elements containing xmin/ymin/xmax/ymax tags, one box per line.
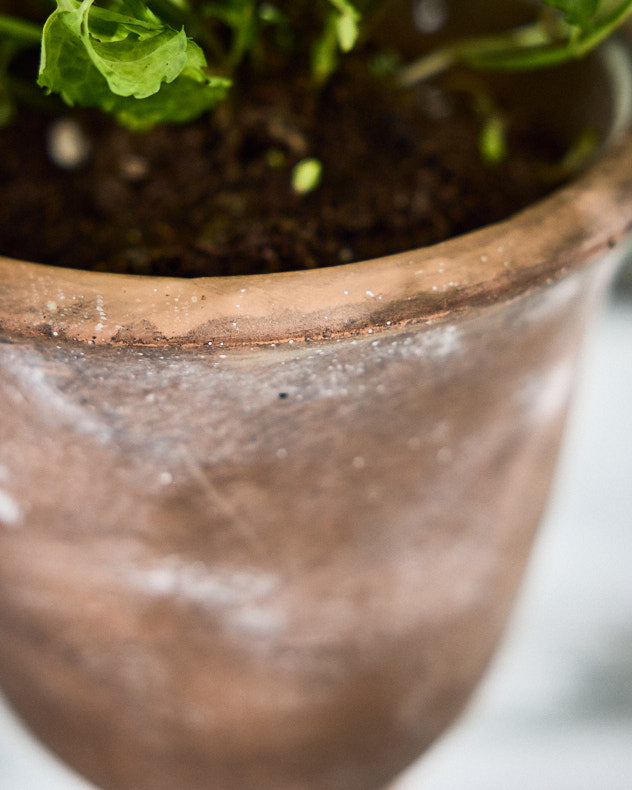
<box><xmin>0</xmin><ymin>255</ymin><xmax>623</xmax><ymax>790</ymax></box>
<box><xmin>1</xmin><ymin>6</ymin><xmax>632</xmax><ymax>789</ymax></box>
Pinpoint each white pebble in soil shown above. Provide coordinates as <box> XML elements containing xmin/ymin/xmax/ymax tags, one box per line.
<box><xmin>46</xmin><ymin>117</ymin><xmax>91</xmax><ymax>170</ymax></box>
<box><xmin>413</xmin><ymin>0</ymin><xmax>449</xmax><ymax>33</ymax></box>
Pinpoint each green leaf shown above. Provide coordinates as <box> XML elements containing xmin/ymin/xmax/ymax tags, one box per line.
<box><xmin>291</xmin><ymin>157</ymin><xmax>322</xmax><ymax>194</ymax></box>
<box><xmin>108</xmin><ymin>65</ymin><xmax>231</xmax><ymax>130</ymax></box>
<box><xmin>312</xmin><ymin>0</ymin><xmax>361</xmax><ymax>84</ymax></box>
<box><xmin>479</xmin><ymin>114</ymin><xmax>507</xmax><ymax>166</ymax></box>
<box><xmin>38</xmin><ymin>0</ymin><xmax>230</xmax><ymax>129</ymax></box>
<box><xmin>542</xmin><ymin>0</ymin><xmax>600</xmax><ymax>29</ymax></box>
<box><xmin>311</xmin><ymin>16</ymin><xmax>339</xmax><ymax>84</ymax></box>
<box><xmin>329</xmin><ymin>0</ymin><xmax>360</xmax><ymax>53</ymax></box>
<box><xmin>39</xmin><ymin>0</ymin><xmax>189</xmax><ymax>100</ymax></box>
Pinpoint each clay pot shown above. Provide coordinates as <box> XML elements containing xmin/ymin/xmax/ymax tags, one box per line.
<box><xmin>1</xmin><ymin>8</ymin><xmax>632</xmax><ymax>790</ymax></box>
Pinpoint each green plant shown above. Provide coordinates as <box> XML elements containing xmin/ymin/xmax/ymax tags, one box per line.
<box><xmin>400</xmin><ymin>0</ymin><xmax>632</xmax><ymax>83</ymax></box>
<box><xmin>1</xmin><ymin>1</ymin><xmax>632</xmax><ymax>133</ymax></box>
<box><xmin>0</xmin><ymin>0</ymin><xmax>365</xmax><ymax>129</ymax></box>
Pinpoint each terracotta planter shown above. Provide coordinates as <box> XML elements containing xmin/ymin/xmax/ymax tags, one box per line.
<box><xmin>1</xmin><ymin>8</ymin><xmax>632</xmax><ymax>790</ymax></box>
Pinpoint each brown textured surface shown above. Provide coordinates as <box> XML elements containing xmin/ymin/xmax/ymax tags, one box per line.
<box><xmin>1</xmin><ymin>124</ymin><xmax>632</xmax><ymax>348</ymax></box>
<box><xmin>1</xmin><ymin>4</ymin><xmax>632</xmax><ymax>790</ymax></box>
<box><xmin>0</xmin><ymin>67</ymin><xmax>566</xmax><ymax>278</ymax></box>
<box><xmin>0</xmin><ymin>2</ymin><xmax>575</xmax><ymax>278</ymax></box>
<box><xmin>0</xmin><ymin>259</ymin><xmax>622</xmax><ymax>790</ymax></box>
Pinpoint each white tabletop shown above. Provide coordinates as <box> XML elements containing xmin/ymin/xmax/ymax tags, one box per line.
<box><xmin>1</xmin><ymin>294</ymin><xmax>631</xmax><ymax>790</ymax></box>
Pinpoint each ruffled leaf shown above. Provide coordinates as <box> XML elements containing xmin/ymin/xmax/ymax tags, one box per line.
<box><xmin>38</xmin><ymin>0</ymin><xmax>229</xmax><ymax>128</ymax></box>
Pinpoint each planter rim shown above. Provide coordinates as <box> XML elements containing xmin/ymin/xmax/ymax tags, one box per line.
<box><xmin>1</xmin><ymin>128</ymin><xmax>632</xmax><ymax>348</ymax></box>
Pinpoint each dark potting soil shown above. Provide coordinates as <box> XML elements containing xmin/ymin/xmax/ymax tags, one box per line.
<box><xmin>0</xmin><ymin>60</ymin><xmax>564</xmax><ymax>277</ymax></box>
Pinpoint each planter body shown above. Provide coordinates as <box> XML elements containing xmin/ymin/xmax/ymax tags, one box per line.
<box><xmin>2</xmin><ymin>3</ymin><xmax>632</xmax><ymax>789</ymax></box>
<box><xmin>0</xmin><ymin>255</ymin><xmax>624</xmax><ymax>790</ymax></box>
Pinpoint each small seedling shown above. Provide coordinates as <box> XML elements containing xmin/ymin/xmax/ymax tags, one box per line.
<box><xmin>291</xmin><ymin>157</ymin><xmax>323</xmax><ymax>195</ymax></box>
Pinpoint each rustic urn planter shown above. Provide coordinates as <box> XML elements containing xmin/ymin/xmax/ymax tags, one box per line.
<box><xmin>1</xmin><ymin>6</ymin><xmax>632</xmax><ymax>790</ymax></box>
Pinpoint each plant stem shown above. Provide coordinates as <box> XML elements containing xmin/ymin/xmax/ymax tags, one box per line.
<box><xmin>397</xmin><ymin>47</ymin><xmax>456</xmax><ymax>85</ymax></box>
<box><xmin>399</xmin><ymin>1</ymin><xmax>632</xmax><ymax>86</ymax></box>
<box><xmin>398</xmin><ymin>22</ymin><xmax>558</xmax><ymax>86</ymax></box>
<box><xmin>568</xmin><ymin>0</ymin><xmax>632</xmax><ymax>59</ymax></box>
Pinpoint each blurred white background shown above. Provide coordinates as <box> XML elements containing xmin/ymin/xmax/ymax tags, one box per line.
<box><xmin>1</xmin><ymin>290</ymin><xmax>631</xmax><ymax>790</ymax></box>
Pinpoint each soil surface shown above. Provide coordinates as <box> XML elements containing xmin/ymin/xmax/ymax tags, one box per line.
<box><xmin>0</xmin><ymin>58</ymin><xmax>565</xmax><ymax>277</ymax></box>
